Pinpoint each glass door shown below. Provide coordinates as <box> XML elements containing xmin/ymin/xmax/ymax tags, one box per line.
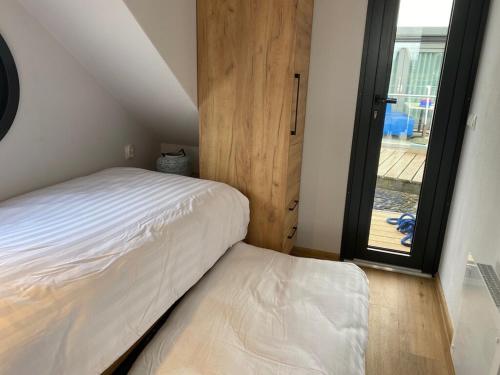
<box><xmin>341</xmin><ymin>0</ymin><xmax>489</xmax><ymax>273</ymax></box>
<box><xmin>368</xmin><ymin>0</ymin><xmax>454</xmax><ymax>254</ymax></box>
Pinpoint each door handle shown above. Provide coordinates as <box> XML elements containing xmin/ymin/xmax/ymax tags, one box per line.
<box><xmin>291</xmin><ymin>73</ymin><xmax>301</xmax><ymax>135</ymax></box>
<box><xmin>375</xmin><ymin>95</ymin><xmax>398</xmax><ymax>105</ymax></box>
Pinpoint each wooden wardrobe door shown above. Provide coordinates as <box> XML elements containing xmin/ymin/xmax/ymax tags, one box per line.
<box><xmin>290</xmin><ymin>0</ymin><xmax>314</xmax><ymax>145</ymax></box>
<box><xmin>198</xmin><ymin>0</ymin><xmax>297</xmax><ymax>250</ymax></box>
<box><xmin>283</xmin><ymin>0</ymin><xmax>314</xmax><ymax>251</ymax></box>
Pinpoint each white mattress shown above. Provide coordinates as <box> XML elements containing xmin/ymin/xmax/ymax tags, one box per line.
<box><xmin>130</xmin><ymin>242</ymin><xmax>370</xmax><ymax>375</ymax></box>
<box><xmin>0</xmin><ymin>168</ymin><xmax>249</xmax><ymax>375</ymax></box>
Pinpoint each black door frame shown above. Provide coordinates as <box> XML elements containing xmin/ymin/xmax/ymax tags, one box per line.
<box><xmin>340</xmin><ymin>0</ymin><xmax>490</xmax><ymax>274</ymax></box>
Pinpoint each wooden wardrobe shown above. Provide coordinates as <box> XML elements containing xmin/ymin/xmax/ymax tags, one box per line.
<box><xmin>198</xmin><ymin>0</ymin><xmax>314</xmax><ymax>253</ymax></box>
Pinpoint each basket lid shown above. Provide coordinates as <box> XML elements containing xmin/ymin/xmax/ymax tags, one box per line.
<box><xmin>161</xmin><ymin>149</ymin><xmax>186</xmax><ymax>158</ymax></box>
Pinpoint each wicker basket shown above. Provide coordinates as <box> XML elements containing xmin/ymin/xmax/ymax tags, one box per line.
<box><xmin>156</xmin><ymin>149</ymin><xmax>192</xmax><ymax>176</ymax></box>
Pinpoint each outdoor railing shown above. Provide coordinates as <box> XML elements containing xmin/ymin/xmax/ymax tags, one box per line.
<box><xmin>387</xmin><ymin>91</ymin><xmax>437</xmax><ymax>136</ymax></box>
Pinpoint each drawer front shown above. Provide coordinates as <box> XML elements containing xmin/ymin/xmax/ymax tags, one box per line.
<box><xmin>282</xmin><ymin>201</ymin><xmax>299</xmax><ymax>253</ymax></box>
<box><xmin>286</xmin><ymin>140</ymin><xmax>303</xmax><ymax>206</ymax></box>
<box><xmin>285</xmin><ymin>198</ymin><xmax>299</xmax><ymax>230</ymax></box>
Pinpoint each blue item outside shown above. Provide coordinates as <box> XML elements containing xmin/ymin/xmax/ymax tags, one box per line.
<box><xmin>383</xmin><ymin>104</ymin><xmax>414</xmax><ymax>137</ymax></box>
<box><xmin>419</xmin><ymin>98</ymin><xmax>433</xmax><ymax>107</ymax></box>
<box><xmin>386</xmin><ymin>213</ymin><xmax>416</xmax><ymax>247</ymax></box>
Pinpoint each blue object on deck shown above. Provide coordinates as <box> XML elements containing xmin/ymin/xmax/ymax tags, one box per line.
<box><xmin>386</xmin><ymin>213</ymin><xmax>416</xmax><ymax>247</ymax></box>
<box><xmin>383</xmin><ymin>104</ymin><xmax>414</xmax><ymax>137</ymax></box>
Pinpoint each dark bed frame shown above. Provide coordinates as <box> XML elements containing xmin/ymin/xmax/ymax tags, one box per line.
<box><xmin>104</xmin><ymin>299</ymin><xmax>183</xmax><ymax>374</ymax></box>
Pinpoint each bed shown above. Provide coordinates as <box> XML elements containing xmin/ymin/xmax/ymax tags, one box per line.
<box><xmin>0</xmin><ymin>168</ymin><xmax>249</xmax><ymax>375</ymax></box>
<box><xmin>130</xmin><ymin>242</ymin><xmax>370</xmax><ymax>375</ymax></box>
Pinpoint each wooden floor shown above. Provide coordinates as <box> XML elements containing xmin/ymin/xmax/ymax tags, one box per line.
<box><xmin>364</xmin><ymin>267</ymin><xmax>453</xmax><ymax>375</ymax></box>
<box><xmin>369</xmin><ymin>209</ymin><xmax>411</xmax><ymax>253</ymax></box>
<box><xmin>291</xmin><ymin>248</ymin><xmax>454</xmax><ymax>374</ymax></box>
<box><xmin>378</xmin><ymin>149</ymin><xmax>426</xmax><ymax>183</ymax></box>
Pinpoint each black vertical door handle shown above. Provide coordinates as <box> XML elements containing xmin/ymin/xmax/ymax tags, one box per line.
<box><xmin>291</xmin><ymin>73</ymin><xmax>301</xmax><ymax>135</ymax></box>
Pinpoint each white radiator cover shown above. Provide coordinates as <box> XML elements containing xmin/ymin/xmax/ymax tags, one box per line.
<box><xmin>452</xmin><ymin>256</ymin><xmax>500</xmax><ymax>375</ymax></box>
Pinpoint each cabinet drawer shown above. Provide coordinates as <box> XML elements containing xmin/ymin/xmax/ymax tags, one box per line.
<box><xmin>285</xmin><ymin>198</ymin><xmax>299</xmax><ymax>229</ymax></box>
<box><xmin>282</xmin><ymin>222</ymin><xmax>298</xmax><ymax>253</ymax></box>
<box><xmin>282</xmin><ymin>202</ymin><xmax>299</xmax><ymax>253</ymax></box>
<box><xmin>286</xmin><ymin>141</ymin><xmax>303</xmax><ymax>206</ymax></box>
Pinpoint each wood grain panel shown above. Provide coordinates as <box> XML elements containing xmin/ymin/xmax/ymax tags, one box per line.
<box><xmin>399</xmin><ymin>153</ymin><xmax>426</xmax><ymax>182</ymax></box>
<box><xmin>282</xmin><ymin>206</ymin><xmax>299</xmax><ymax>253</ymax></box>
<box><xmin>291</xmin><ymin>251</ymin><xmax>453</xmax><ymax>374</ymax></box>
<box><xmin>283</xmin><ymin>0</ymin><xmax>313</xmax><ymax>249</ymax></box>
<box><xmin>286</xmin><ymin>140</ymin><xmax>303</xmax><ymax>208</ymax></box>
<box><xmin>290</xmin><ymin>0</ymin><xmax>314</xmax><ymax>144</ymax></box>
<box><xmin>284</xmin><ymin>201</ymin><xmax>299</xmax><ymax>232</ymax></box>
<box><xmin>369</xmin><ymin>210</ymin><xmax>409</xmax><ymax>252</ymax></box>
<box><xmin>378</xmin><ymin>150</ymin><xmax>405</xmax><ymax>176</ymax></box>
<box><xmin>435</xmin><ymin>274</ymin><xmax>454</xmax><ymax>346</ymax></box>
<box><xmin>198</xmin><ymin>0</ymin><xmax>313</xmax><ymax>251</ymax></box>
<box><xmin>282</xmin><ymin>227</ymin><xmax>298</xmax><ymax>253</ymax></box>
<box><xmin>364</xmin><ymin>268</ymin><xmax>454</xmax><ymax>375</ymax></box>
<box><xmin>385</xmin><ymin>152</ymin><xmax>416</xmax><ymax>179</ymax></box>
<box><xmin>290</xmin><ymin>246</ymin><xmax>340</xmax><ymax>261</ymax></box>
<box><xmin>413</xmin><ymin>163</ymin><xmax>426</xmax><ymax>183</ymax></box>
<box><xmin>379</xmin><ymin>148</ymin><xmax>392</xmax><ymax>164</ymax></box>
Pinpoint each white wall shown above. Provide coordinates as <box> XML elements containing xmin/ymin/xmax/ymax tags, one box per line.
<box><xmin>439</xmin><ymin>0</ymin><xmax>500</xmax><ymax>328</ymax></box>
<box><xmin>296</xmin><ymin>0</ymin><xmax>368</xmax><ymax>253</ymax></box>
<box><xmin>19</xmin><ymin>0</ymin><xmax>199</xmax><ymax>145</ymax></box>
<box><xmin>0</xmin><ymin>0</ymin><xmax>159</xmax><ymax>202</ymax></box>
<box><xmin>125</xmin><ymin>0</ymin><xmax>198</xmax><ymax>106</ymax></box>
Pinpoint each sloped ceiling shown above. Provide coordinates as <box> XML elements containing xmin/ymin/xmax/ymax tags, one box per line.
<box><xmin>18</xmin><ymin>0</ymin><xmax>199</xmax><ymax>146</ymax></box>
<box><xmin>124</xmin><ymin>0</ymin><xmax>198</xmax><ymax>106</ymax></box>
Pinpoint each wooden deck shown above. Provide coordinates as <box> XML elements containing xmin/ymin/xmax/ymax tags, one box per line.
<box><xmin>378</xmin><ymin>149</ymin><xmax>426</xmax><ymax>184</ymax></box>
<box><xmin>369</xmin><ymin>210</ymin><xmax>411</xmax><ymax>253</ymax></box>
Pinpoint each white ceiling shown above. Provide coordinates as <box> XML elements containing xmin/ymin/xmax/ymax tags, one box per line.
<box><xmin>18</xmin><ymin>0</ymin><xmax>199</xmax><ymax>145</ymax></box>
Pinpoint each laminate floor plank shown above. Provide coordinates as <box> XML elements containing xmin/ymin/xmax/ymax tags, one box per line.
<box><xmin>363</xmin><ymin>267</ymin><xmax>454</xmax><ymax>375</ymax></box>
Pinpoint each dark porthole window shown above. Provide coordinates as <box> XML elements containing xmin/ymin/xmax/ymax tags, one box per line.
<box><xmin>0</xmin><ymin>34</ymin><xmax>20</xmax><ymax>142</ymax></box>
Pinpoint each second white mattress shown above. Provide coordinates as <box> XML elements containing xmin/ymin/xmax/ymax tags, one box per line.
<box><xmin>130</xmin><ymin>242</ymin><xmax>370</xmax><ymax>375</ymax></box>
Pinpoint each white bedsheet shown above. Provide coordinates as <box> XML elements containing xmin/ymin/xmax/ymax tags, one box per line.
<box><xmin>130</xmin><ymin>242</ymin><xmax>369</xmax><ymax>375</ymax></box>
<box><xmin>0</xmin><ymin>168</ymin><xmax>249</xmax><ymax>375</ymax></box>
